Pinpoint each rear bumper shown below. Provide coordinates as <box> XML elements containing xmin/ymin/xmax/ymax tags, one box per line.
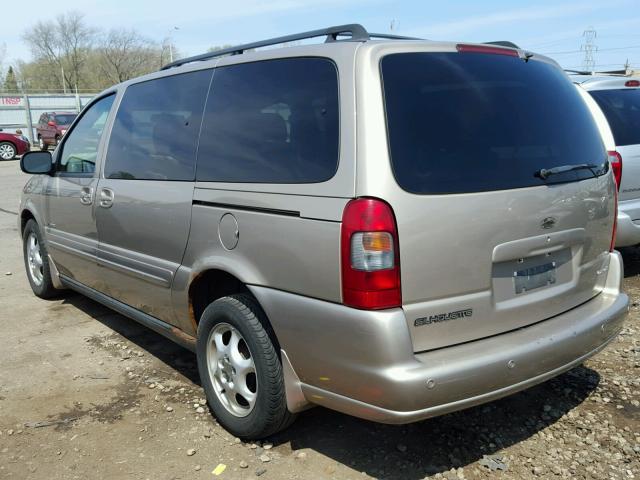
<box><xmin>250</xmin><ymin>251</ymin><xmax>628</xmax><ymax>423</ymax></box>
<box><xmin>616</xmin><ymin>199</ymin><xmax>640</xmax><ymax>247</ymax></box>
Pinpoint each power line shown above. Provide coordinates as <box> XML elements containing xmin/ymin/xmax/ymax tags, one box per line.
<box><xmin>564</xmin><ymin>62</ymin><xmax>637</xmax><ymax>69</ymax></box>
<box><xmin>528</xmin><ymin>33</ymin><xmax>640</xmax><ymax>49</ymax></box>
<box><xmin>541</xmin><ymin>44</ymin><xmax>640</xmax><ymax>55</ymax></box>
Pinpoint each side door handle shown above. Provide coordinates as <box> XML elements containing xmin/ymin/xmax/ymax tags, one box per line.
<box><xmin>79</xmin><ymin>187</ymin><xmax>93</xmax><ymax>205</ymax></box>
<box><xmin>99</xmin><ymin>188</ymin><xmax>115</xmax><ymax>208</ymax></box>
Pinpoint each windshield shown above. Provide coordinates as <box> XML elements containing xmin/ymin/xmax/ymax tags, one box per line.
<box><xmin>381</xmin><ymin>52</ymin><xmax>608</xmax><ymax>194</ymax></box>
<box><xmin>589</xmin><ymin>88</ymin><xmax>640</xmax><ymax>147</ymax></box>
<box><xmin>53</xmin><ymin>114</ymin><xmax>77</xmax><ymax>125</ymax></box>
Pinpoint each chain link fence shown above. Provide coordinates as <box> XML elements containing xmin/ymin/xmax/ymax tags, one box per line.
<box><xmin>0</xmin><ymin>91</ymin><xmax>99</xmax><ymax>144</ymax></box>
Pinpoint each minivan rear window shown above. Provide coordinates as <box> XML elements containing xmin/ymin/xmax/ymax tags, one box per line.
<box><xmin>589</xmin><ymin>89</ymin><xmax>640</xmax><ymax>147</ymax></box>
<box><xmin>381</xmin><ymin>53</ymin><xmax>608</xmax><ymax>194</ymax></box>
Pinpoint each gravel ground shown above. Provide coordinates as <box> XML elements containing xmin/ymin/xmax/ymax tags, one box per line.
<box><xmin>0</xmin><ymin>159</ymin><xmax>638</xmax><ymax>480</ymax></box>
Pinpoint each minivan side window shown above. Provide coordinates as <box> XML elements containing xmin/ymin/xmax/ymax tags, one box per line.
<box><xmin>104</xmin><ymin>70</ymin><xmax>212</xmax><ymax>181</ymax></box>
<box><xmin>589</xmin><ymin>89</ymin><xmax>640</xmax><ymax>147</ymax></box>
<box><xmin>57</xmin><ymin>94</ymin><xmax>115</xmax><ymax>175</ymax></box>
<box><xmin>197</xmin><ymin>57</ymin><xmax>339</xmax><ymax>183</ymax></box>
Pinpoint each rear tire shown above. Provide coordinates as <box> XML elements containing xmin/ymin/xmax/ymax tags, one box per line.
<box><xmin>196</xmin><ymin>294</ymin><xmax>295</xmax><ymax>439</ymax></box>
<box><xmin>0</xmin><ymin>142</ymin><xmax>16</xmax><ymax>160</ymax></box>
<box><xmin>38</xmin><ymin>136</ymin><xmax>46</xmax><ymax>151</ymax></box>
<box><xmin>22</xmin><ymin>219</ymin><xmax>57</xmax><ymax>299</ymax></box>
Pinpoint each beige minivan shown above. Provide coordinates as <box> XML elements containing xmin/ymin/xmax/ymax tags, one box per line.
<box><xmin>19</xmin><ymin>24</ymin><xmax>628</xmax><ymax>439</ymax></box>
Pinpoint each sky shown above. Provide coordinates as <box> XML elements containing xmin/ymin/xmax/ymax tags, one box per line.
<box><xmin>2</xmin><ymin>0</ymin><xmax>640</xmax><ymax>71</ymax></box>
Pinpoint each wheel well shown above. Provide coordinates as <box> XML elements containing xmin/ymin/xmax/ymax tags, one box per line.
<box><xmin>0</xmin><ymin>140</ymin><xmax>16</xmax><ymax>149</ymax></box>
<box><xmin>20</xmin><ymin>210</ymin><xmax>35</xmax><ymax>236</ymax></box>
<box><xmin>189</xmin><ymin>269</ymin><xmax>251</xmax><ymax>328</ymax></box>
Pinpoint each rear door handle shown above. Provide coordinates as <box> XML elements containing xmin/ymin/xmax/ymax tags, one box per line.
<box><xmin>79</xmin><ymin>187</ymin><xmax>93</xmax><ymax>205</ymax></box>
<box><xmin>99</xmin><ymin>188</ymin><xmax>115</xmax><ymax>208</ymax></box>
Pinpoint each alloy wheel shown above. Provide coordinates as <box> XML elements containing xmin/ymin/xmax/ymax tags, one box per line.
<box><xmin>0</xmin><ymin>143</ymin><xmax>15</xmax><ymax>160</ymax></box>
<box><xmin>206</xmin><ymin>322</ymin><xmax>258</xmax><ymax>417</ymax></box>
<box><xmin>26</xmin><ymin>233</ymin><xmax>44</xmax><ymax>286</ymax></box>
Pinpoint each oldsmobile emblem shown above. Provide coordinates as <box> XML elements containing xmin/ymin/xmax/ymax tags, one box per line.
<box><xmin>540</xmin><ymin>217</ymin><xmax>556</xmax><ymax>229</ymax></box>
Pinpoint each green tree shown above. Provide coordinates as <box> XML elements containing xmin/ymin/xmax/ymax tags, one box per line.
<box><xmin>3</xmin><ymin>66</ymin><xmax>18</xmax><ymax>92</ymax></box>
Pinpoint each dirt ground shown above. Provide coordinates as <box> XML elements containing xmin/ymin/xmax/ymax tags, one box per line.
<box><xmin>0</xmin><ymin>159</ymin><xmax>638</xmax><ymax>480</ymax></box>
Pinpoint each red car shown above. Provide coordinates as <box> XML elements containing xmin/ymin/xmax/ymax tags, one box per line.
<box><xmin>35</xmin><ymin>111</ymin><xmax>77</xmax><ymax>150</ymax></box>
<box><xmin>0</xmin><ymin>130</ymin><xmax>30</xmax><ymax>160</ymax></box>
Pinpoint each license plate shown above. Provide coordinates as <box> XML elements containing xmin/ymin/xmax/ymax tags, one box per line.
<box><xmin>514</xmin><ymin>262</ymin><xmax>556</xmax><ymax>294</ymax></box>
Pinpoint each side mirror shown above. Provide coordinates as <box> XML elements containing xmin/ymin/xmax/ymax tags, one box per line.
<box><xmin>21</xmin><ymin>151</ymin><xmax>53</xmax><ymax>175</ymax></box>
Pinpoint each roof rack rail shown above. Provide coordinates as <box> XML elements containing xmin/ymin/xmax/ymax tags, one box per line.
<box><xmin>484</xmin><ymin>41</ymin><xmax>520</xmax><ymax>49</ymax></box>
<box><xmin>161</xmin><ymin>24</ymin><xmax>422</xmax><ymax>70</ymax></box>
<box><xmin>564</xmin><ymin>69</ymin><xmax>592</xmax><ymax>75</ymax></box>
<box><xmin>368</xmin><ymin>32</ymin><xmax>422</xmax><ymax>41</ymax></box>
<box><xmin>565</xmin><ymin>69</ymin><xmax>629</xmax><ymax>77</ymax></box>
<box><xmin>161</xmin><ymin>24</ymin><xmax>365</xmax><ymax>70</ymax></box>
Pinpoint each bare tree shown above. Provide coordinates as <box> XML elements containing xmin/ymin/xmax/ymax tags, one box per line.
<box><xmin>16</xmin><ymin>58</ymin><xmax>64</xmax><ymax>92</ymax></box>
<box><xmin>98</xmin><ymin>29</ymin><xmax>159</xmax><ymax>83</ymax></box>
<box><xmin>23</xmin><ymin>11</ymin><xmax>96</xmax><ymax>91</ymax></box>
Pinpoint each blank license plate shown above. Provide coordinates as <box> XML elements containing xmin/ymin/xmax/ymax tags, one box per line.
<box><xmin>514</xmin><ymin>262</ymin><xmax>556</xmax><ymax>294</ymax></box>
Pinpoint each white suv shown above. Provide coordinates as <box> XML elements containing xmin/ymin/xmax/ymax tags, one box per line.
<box><xmin>572</xmin><ymin>73</ymin><xmax>640</xmax><ymax>247</ymax></box>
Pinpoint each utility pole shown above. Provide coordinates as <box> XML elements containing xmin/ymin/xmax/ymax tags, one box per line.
<box><xmin>166</xmin><ymin>26</ymin><xmax>179</xmax><ymax>63</ymax></box>
<box><xmin>581</xmin><ymin>26</ymin><xmax>597</xmax><ymax>73</ymax></box>
<box><xmin>61</xmin><ymin>65</ymin><xmax>66</xmax><ymax>94</ymax></box>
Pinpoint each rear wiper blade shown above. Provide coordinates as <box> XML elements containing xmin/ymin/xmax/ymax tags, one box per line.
<box><xmin>535</xmin><ymin>163</ymin><xmax>600</xmax><ymax>180</ymax></box>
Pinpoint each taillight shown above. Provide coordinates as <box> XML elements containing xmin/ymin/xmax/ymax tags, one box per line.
<box><xmin>608</xmin><ymin>151</ymin><xmax>622</xmax><ymax>190</ymax></box>
<box><xmin>341</xmin><ymin>198</ymin><xmax>401</xmax><ymax>310</ymax></box>
<box><xmin>611</xmin><ymin>185</ymin><xmax>618</xmax><ymax>252</ymax></box>
<box><xmin>625</xmin><ymin>80</ymin><xmax>640</xmax><ymax>87</ymax></box>
<box><xmin>456</xmin><ymin>44</ymin><xmax>519</xmax><ymax>57</ymax></box>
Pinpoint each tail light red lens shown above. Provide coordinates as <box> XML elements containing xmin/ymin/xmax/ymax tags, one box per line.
<box><xmin>341</xmin><ymin>198</ymin><xmax>401</xmax><ymax>310</ymax></box>
<box><xmin>456</xmin><ymin>44</ymin><xmax>519</xmax><ymax>57</ymax></box>
<box><xmin>608</xmin><ymin>151</ymin><xmax>622</xmax><ymax>190</ymax></box>
<box><xmin>625</xmin><ymin>80</ymin><xmax>639</xmax><ymax>87</ymax></box>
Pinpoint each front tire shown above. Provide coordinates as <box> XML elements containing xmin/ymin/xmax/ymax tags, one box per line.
<box><xmin>196</xmin><ymin>294</ymin><xmax>295</xmax><ymax>439</ymax></box>
<box><xmin>22</xmin><ymin>219</ymin><xmax>57</xmax><ymax>299</ymax></box>
<box><xmin>0</xmin><ymin>142</ymin><xmax>16</xmax><ymax>160</ymax></box>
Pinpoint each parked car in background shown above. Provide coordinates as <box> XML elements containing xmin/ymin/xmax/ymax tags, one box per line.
<box><xmin>0</xmin><ymin>129</ymin><xmax>30</xmax><ymax>160</ymax></box>
<box><xmin>18</xmin><ymin>24</ymin><xmax>628</xmax><ymax>440</ymax></box>
<box><xmin>571</xmin><ymin>73</ymin><xmax>640</xmax><ymax>247</ymax></box>
<box><xmin>36</xmin><ymin>112</ymin><xmax>77</xmax><ymax>150</ymax></box>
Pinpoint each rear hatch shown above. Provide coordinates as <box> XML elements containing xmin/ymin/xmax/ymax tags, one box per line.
<box><xmin>379</xmin><ymin>47</ymin><xmax>616</xmax><ymax>352</ymax></box>
<box><xmin>587</xmin><ymin>85</ymin><xmax>640</xmax><ymax>203</ymax></box>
